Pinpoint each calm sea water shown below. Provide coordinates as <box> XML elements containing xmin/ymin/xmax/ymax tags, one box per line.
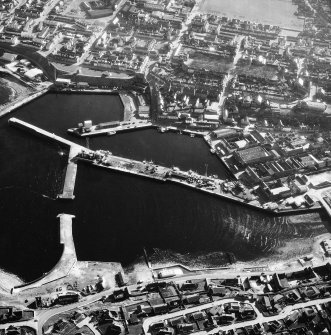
<box><xmin>0</xmin><ymin>93</ymin><xmax>328</xmax><ymax>282</ymax></box>
<box><xmin>200</xmin><ymin>0</ymin><xmax>304</xmax><ymax>29</ymax></box>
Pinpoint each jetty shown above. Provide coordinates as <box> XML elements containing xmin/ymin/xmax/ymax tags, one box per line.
<box><xmin>8</xmin><ymin>118</ymin><xmax>331</xmax><ymax>218</ymax></box>
<box><xmin>57</xmin><ymin>146</ymin><xmax>81</xmax><ymax>199</ymax></box>
<box><xmin>119</xmin><ymin>93</ymin><xmax>135</xmax><ymax>121</ymax></box>
<box><xmin>68</xmin><ymin>120</ymin><xmax>155</xmax><ymax>137</ymax></box>
<box><xmin>12</xmin><ymin>214</ymin><xmax>76</xmax><ymax>293</ymax></box>
<box><xmin>9</xmin><ymin>117</ymin><xmax>89</xmax><ymax>200</ymax></box>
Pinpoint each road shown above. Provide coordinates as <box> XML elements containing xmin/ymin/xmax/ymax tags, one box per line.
<box><xmin>77</xmin><ymin>0</ymin><xmax>126</xmax><ymax>66</ymax></box>
<box><xmin>307</xmin><ymin>187</ymin><xmax>331</xmax><ymax>219</ymax></box>
<box><xmin>143</xmin><ymin>296</ymin><xmax>331</xmax><ymax>335</ymax></box>
<box><xmin>36</xmin><ymin>291</ymin><xmax>106</xmax><ymax>334</ymax></box>
<box><xmin>6</xmin><ymin>260</ymin><xmax>331</xmax><ymax>335</ymax></box>
<box><xmin>5</xmin><ymin>287</ymin><xmax>330</xmax><ymax>335</ymax></box>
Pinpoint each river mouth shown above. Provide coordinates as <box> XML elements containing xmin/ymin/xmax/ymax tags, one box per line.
<box><xmin>0</xmin><ymin>93</ymin><xmax>330</xmax><ymax>282</ymax></box>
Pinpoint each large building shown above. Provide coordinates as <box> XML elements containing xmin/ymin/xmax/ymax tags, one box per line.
<box><xmin>296</xmin><ymin>100</ymin><xmax>327</xmax><ymax>114</ymax></box>
<box><xmin>234</xmin><ymin>146</ymin><xmax>272</xmax><ymax>166</ymax></box>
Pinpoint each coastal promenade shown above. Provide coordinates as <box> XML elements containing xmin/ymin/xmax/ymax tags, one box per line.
<box><xmin>12</xmin><ymin>214</ymin><xmax>76</xmax><ymax>293</ymax></box>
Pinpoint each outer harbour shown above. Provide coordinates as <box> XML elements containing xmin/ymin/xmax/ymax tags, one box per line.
<box><xmin>0</xmin><ymin>93</ymin><xmax>330</xmax><ymax>286</ymax></box>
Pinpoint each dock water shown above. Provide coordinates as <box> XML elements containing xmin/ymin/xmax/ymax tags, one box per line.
<box><xmin>8</xmin><ymin>117</ymin><xmax>331</xmax><ymax>218</ymax></box>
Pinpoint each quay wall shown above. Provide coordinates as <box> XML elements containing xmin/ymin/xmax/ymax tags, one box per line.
<box><xmin>50</xmin><ymin>87</ymin><xmax>121</xmax><ymax>95</ymax></box>
<box><xmin>12</xmin><ymin>214</ymin><xmax>77</xmax><ymax>293</ymax></box>
<box><xmin>0</xmin><ymin>87</ymin><xmax>49</xmax><ymax>118</ymax></box>
<box><xmin>81</xmin><ymin>158</ymin><xmax>323</xmax><ymax>217</ymax></box>
<box><xmin>8</xmin><ymin>118</ymin><xmax>327</xmax><ymax>218</ymax></box>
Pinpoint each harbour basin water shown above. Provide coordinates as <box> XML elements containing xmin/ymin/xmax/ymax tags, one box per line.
<box><xmin>0</xmin><ymin>93</ymin><xmax>329</xmax><ymax>282</ymax></box>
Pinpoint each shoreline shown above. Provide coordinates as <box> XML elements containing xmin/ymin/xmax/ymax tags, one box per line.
<box><xmin>1</xmin><ymin>95</ymin><xmax>330</xmax><ymax>294</ymax></box>
<box><xmin>198</xmin><ymin>0</ymin><xmax>304</xmax><ymax>31</ymax></box>
<box><xmin>0</xmin><ymin>86</ymin><xmax>51</xmax><ymax>118</ymax></box>
<box><xmin>0</xmin><ymin>268</ymin><xmax>24</xmax><ymax>295</ymax></box>
<box><xmin>2</xmin><ymin>231</ymin><xmax>329</xmax><ymax>296</ymax></box>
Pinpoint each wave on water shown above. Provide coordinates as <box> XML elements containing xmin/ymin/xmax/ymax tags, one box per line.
<box><xmin>0</xmin><ymin>185</ymin><xmax>57</xmax><ymax>201</ymax></box>
<box><xmin>149</xmin><ymin>248</ymin><xmax>235</xmax><ymax>269</ymax></box>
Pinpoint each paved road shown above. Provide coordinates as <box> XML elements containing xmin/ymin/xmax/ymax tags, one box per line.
<box><xmin>143</xmin><ymin>296</ymin><xmax>331</xmax><ymax>335</ymax></box>
<box><xmin>36</xmin><ymin>291</ymin><xmax>107</xmax><ymax>334</ymax></box>
<box><xmin>77</xmin><ymin>0</ymin><xmax>126</xmax><ymax>66</ymax></box>
<box><xmin>142</xmin><ymin>298</ymin><xmax>259</xmax><ymax>334</ymax></box>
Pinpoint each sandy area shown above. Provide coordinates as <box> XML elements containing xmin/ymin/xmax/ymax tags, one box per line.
<box><xmin>1</xmin><ymin>232</ymin><xmax>330</xmax><ymax>305</ymax></box>
<box><xmin>0</xmin><ymin>260</ymin><xmax>123</xmax><ymax>305</ymax></box>
<box><xmin>0</xmin><ymin>268</ymin><xmax>23</xmax><ymax>295</ymax></box>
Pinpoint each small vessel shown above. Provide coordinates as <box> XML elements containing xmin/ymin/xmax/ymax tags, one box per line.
<box><xmin>158</xmin><ymin>127</ymin><xmax>167</xmax><ymax>133</ymax></box>
<box><xmin>190</xmin><ymin>133</ymin><xmax>195</xmax><ymax>138</ymax></box>
<box><xmin>210</xmin><ymin>148</ymin><xmax>216</xmax><ymax>154</ymax></box>
<box><xmin>107</xmin><ymin>131</ymin><xmax>116</xmax><ymax>136</ymax></box>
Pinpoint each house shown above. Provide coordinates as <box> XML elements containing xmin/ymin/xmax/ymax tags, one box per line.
<box><xmin>183</xmin><ymin>294</ymin><xmax>200</xmax><ymax>304</ymax></box>
<box><xmin>263</xmin><ymin>296</ymin><xmax>272</xmax><ymax>311</ymax></box>
<box><xmin>285</xmin><ymin>310</ymin><xmax>300</xmax><ymax>326</ymax></box>
<box><xmin>299</xmin><ymin>286</ymin><xmax>320</xmax><ymax>299</ymax></box>
<box><xmin>218</xmin><ymin>314</ymin><xmax>235</xmax><ymax>324</ymax></box>
<box><xmin>0</xmin><ymin>52</ymin><xmax>17</xmax><ymax>63</ymax></box>
<box><xmin>225</xmin><ymin>302</ymin><xmax>240</xmax><ymax>314</ymax></box>
<box><xmin>177</xmin><ymin>323</ymin><xmax>195</xmax><ymax>332</ymax></box>
<box><xmin>209</xmin><ymin>286</ymin><xmax>226</xmax><ymax>296</ymax></box>
<box><xmin>137</xmin><ymin>304</ymin><xmax>153</xmax><ymax>316</ymax></box>
<box><xmin>181</xmin><ymin>282</ymin><xmax>199</xmax><ymax>291</ymax></box>
<box><xmin>168</xmin><ymin>316</ymin><xmax>185</xmax><ymax>327</ymax></box>
<box><xmin>56</xmin><ymin>294</ymin><xmax>79</xmax><ymax>305</ymax></box>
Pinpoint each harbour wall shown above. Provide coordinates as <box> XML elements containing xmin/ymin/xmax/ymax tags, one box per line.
<box><xmin>12</xmin><ymin>214</ymin><xmax>76</xmax><ymax>293</ymax></box>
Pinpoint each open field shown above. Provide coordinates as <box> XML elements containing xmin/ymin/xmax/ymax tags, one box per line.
<box><xmin>234</xmin><ymin>65</ymin><xmax>279</xmax><ymax>80</ymax></box>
